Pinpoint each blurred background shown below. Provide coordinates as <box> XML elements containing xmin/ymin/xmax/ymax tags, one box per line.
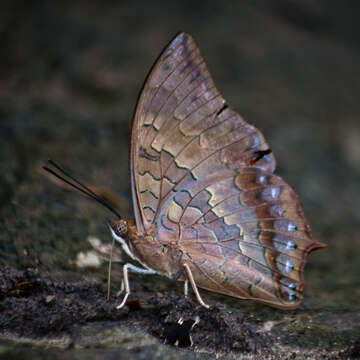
<box><xmin>1</xmin><ymin>0</ymin><xmax>359</xmax><ymax>312</ymax></box>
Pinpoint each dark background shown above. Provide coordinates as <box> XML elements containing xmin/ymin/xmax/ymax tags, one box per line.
<box><xmin>1</xmin><ymin>0</ymin><xmax>359</xmax><ymax>319</ymax></box>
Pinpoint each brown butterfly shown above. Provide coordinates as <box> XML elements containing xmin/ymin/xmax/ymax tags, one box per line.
<box><xmin>44</xmin><ymin>32</ymin><xmax>325</xmax><ymax>310</ymax></box>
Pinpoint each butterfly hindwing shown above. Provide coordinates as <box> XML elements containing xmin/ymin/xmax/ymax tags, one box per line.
<box><xmin>159</xmin><ymin>167</ymin><xmax>323</xmax><ymax>308</ymax></box>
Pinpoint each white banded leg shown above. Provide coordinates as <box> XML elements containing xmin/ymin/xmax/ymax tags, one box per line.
<box><xmin>183</xmin><ymin>263</ymin><xmax>210</xmax><ymax>309</ymax></box>
<box><xmin>116</xmin><ymin>263</ymin><xmax>156</xmax><ymax>309</ymax></box>
<box><xmin>184</xmin><ymin>279</ymin><xmax>189</xmax><ymax>298</ymax></box>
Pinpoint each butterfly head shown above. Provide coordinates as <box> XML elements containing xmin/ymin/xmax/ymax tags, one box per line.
<box><xmin>107</xmin><ymin>219</ymin><xmax>128</xmax><ymax>238</ymax></box>
<box><xmin>107</xmin><ymin>219</ymin><xmax>139</xmax><ymax>261</ymax></box>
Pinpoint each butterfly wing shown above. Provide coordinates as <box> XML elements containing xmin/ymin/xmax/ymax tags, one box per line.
<box><xmin>131</xmin><ymin>32</ymin><xmax>275</xmax><ymax>234</ymax></box>
<box><xmin>131</xmin><ymin>32</ymin><xmax>324</xmax><ymax>308</ymax></box>
<box><xmin>158</xmin><ymin>167</ymin><xmax>325</xmax><ymax>309</ymax></box>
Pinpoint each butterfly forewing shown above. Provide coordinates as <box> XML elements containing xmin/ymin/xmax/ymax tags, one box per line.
<box><xmin>131</xmin><ymin>32</ymin><xmax>324</xmax><ymax>308</ymax></box>
<box><xmin>132</xmin><ymin>32</ymin><xmax>275</xmax><ymax>231</ymax></box>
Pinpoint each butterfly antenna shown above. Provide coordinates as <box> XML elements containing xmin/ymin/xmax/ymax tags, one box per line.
<box><xmin>43</xmin><ymin>159</ymin><xmax>122</xmax><ymax>219</ymax></box>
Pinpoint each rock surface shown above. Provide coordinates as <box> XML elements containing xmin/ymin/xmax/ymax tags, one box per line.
<box><xmin>1</xmin><ymin>266</ymin><xmax>359</xmax><ymax>359</ymax></box>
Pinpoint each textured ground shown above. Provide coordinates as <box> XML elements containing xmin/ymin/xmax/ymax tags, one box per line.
<box><xmin>1</xmin><ymin>1</ymin><xmax>360</xmax><ymax>359</ymax></box>
<box><xmin>1</xmin><ymin>266</ymin><xmax>359</xmax><ymax>359</ymax></box>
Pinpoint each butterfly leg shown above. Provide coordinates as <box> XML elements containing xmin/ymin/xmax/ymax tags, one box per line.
<box><xmin>116</xmin><ymin>263</ymin><xmax>156</xmax><ymax>309</ymax></box>
<box><xmin>184</xmin><ymin>279</ymin><xmax>189</xmax><ymax>297</ymax></box>
<box><xmin>116</xmin><ymin>279</ymin><xmax>125</xmax><ymax>297</ymax></box>
<box><xmin>184</xmin><ymin>263</ymin><xmax>210</xmax><ymax>309</ymax></box>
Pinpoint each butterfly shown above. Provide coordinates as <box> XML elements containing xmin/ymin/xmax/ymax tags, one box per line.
<box><xmin>44</xmin><ymin>32</ymin><xmax>325</xmax><ymax>310</ymax></box>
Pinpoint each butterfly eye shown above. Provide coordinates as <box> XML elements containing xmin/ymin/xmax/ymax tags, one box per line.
<box><xmin>108</xmin><ymin>219</ymin><xmax>127</xmax><ymax>237</ymax></box>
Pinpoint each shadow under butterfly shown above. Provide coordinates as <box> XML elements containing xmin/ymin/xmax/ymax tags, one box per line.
<box><xmin>44</xmin><ymin>32</ymin><xmax>325</xmax><ymax>310</ymax></box>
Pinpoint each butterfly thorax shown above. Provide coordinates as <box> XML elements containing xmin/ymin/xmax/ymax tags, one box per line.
<box><xmin>110</xmin><ymin>219</ymin><xmax>183</xmax><ymax>278</ymax></box>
